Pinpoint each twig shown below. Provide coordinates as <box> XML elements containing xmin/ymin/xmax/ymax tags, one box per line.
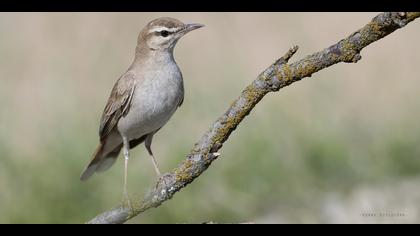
<box><xmin>86</xmin><ymin>12</ymin><xmax>420</xmax><ymax>224</ymax></box>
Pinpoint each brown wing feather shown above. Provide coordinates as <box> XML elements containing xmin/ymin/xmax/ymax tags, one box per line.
<box><xmin>178</xmin><ymin>78</ymin><xmax>184</xmax><ymax>107</ymax></box>
<box><xmin>178</xmin><ymin>94</ymin><xmax>184</xmax><ymax>107</ymax></box>
<box><xmin>99</xmin><ymin>72</ymin><xmax>136</xmax><ymax>140</ymax></box>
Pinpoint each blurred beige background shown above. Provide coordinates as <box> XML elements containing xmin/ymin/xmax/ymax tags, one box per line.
<box><xmin>0</xmin><ymin>12</ymin><xmax>420</xmax><ymax>223</ymax></box>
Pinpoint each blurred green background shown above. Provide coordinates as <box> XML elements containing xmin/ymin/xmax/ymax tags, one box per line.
<box><xmin>1</xmin><ymin>12</ymin><xmax>420</xmax><ymax>223</ymax></box>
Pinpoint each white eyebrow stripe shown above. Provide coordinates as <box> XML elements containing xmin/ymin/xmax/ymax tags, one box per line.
<box><xmin>148</xmin><ymin>27</ymin><xmax>180</xmax><ymax>34</ymax></box>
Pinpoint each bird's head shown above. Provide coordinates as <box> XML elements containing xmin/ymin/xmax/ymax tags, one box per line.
<box><xmin>138</xmin><ymin>17</ymin><xmax>204</xmax><ymax>52</ymax></box>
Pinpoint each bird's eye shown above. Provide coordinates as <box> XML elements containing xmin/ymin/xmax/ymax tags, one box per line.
<box><xmin>160</xmin><ymin>30</ymin><xmax>169</xmax><ymax>37</ymax></box>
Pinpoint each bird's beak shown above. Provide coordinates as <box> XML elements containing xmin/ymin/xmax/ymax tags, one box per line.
<box><xmin>185</xmin><ymin>23</ymin><xmax>205</xmax><ymax>32</ymax></box>
<box><xmin>177</xmin><ymin>23</ymin><xmax>205</xmax><ymax>37</ymax></box>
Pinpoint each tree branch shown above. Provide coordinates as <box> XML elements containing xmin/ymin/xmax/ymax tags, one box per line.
<box><xmin>86</xmin><ymin>12</ymin><xmax>420</xmax><ymax>224</ymax></box>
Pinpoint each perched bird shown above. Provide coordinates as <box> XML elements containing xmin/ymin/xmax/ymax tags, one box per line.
<box><xmin>80</xmin><ymin>17</ymin><xmax>204</xmax><ymax>205</ymax></box>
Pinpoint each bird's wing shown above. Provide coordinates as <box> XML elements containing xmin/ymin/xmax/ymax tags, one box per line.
<box><xmin>99</xmin><ymin>72</ymin><xmax>136</xmax><ymax>140</ymax></box>
<box><xmin>178</xmin><ymin>78</ymin><xmax>185</xmax><ymax>107</ymax></box>
<box><xmin>178</xmin><ymin>93</ymin><xmax>184</xmax><ymax>107</ymax></box>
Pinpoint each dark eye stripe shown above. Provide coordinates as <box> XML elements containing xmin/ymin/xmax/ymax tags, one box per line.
<box><xmin>152</xmin><ymin>28</ymin><xmax>177</xmax><ymax>37</ymax></box>
<box><xmin>160</xmin><ymin>30</ymin><xmax>170</xmax><ymax>37</ymax></box>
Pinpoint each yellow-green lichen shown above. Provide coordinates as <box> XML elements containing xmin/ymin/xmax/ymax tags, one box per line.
<box><xmin>406</xmin><ymin>12</ymin><xmax>420</xmax><ymax>21</ymax></box>
<box><xmin>175</xmin><ymin>159</ymin><xmax>193</xmax><ymax>182</ymax></box>
<box><xmin>281</xmin><ymin>64</ymin><xmax>293</xmax><ymax>82</ymax></box>
<box><xmin>293</xmin><ymin>61</ymin><xmax>318</xmax><ymax>79</ymax></box>
<box><xmin>340</xmin><ymin>39</ymin><xmax>358</xmax><ymax>62</ymax></box>
<box><xmin>367</xmin><ymin>21</ymin><xmax>384</xmax><ymax>37</ymax></box>
<box><xmin>244</xmin><ymin>85</ymin><xmax>263</xmax><ymax>104</ymax></box>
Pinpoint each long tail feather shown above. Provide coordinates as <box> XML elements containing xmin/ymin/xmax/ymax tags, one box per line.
<box><xmin>80</xmin><ymin>143</ymin><xmax>105</xmax><ymax>181</ymax></box>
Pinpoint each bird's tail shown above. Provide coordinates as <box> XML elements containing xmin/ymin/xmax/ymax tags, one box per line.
<box><xmin>80</xmin><ymin>142</ymin><xmax>121</xmax><ymax>181</ymax></box>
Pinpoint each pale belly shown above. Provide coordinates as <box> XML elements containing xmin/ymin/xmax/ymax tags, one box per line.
<box><xmin>117</xmin><ymin>72</ymin><xmax>183</xmax><ymax>140</ymax></box>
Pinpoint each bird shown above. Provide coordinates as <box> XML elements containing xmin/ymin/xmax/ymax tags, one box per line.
<box><xmin>80</xmin><ymin>17</ymin><xmax>204</xmax><ymax>206</ymax></box>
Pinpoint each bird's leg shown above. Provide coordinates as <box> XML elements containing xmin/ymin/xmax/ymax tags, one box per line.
<box><xmin>150</xmin><ymin>153</ymin><xmax>162</xmax><ymax>177</ymax></box>
<box><xmin>145</xmin><ymin>133</ymin><xmax>170</xmax><ymax>191</ymax></box>
<box><xmin>122</xmin><ymin>136</ymin><xmax>132</xmax><ymax>210</ymax></box>
<box><xmin>145</xmin><ymin>134</ymin><xmax>162</xmax><ymax>177</ymax></box>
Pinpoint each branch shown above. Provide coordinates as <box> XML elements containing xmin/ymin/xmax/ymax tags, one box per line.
<box><xmin>87</xmin><ymin>12</ymin><xmax>420</xmax><ymax>224</ymax></box>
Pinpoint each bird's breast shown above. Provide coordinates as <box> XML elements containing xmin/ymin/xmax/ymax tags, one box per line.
<box><xmin>117</xmin><ymin>64</ymin><xmax>183</xmax><ymax>140</ymax></box>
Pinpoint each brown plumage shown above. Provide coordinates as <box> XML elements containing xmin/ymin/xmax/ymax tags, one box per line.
<box><xmin>80</xmin><ymin>72</ymin><xmax>137</xmax><ymax>180</ymax></box>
